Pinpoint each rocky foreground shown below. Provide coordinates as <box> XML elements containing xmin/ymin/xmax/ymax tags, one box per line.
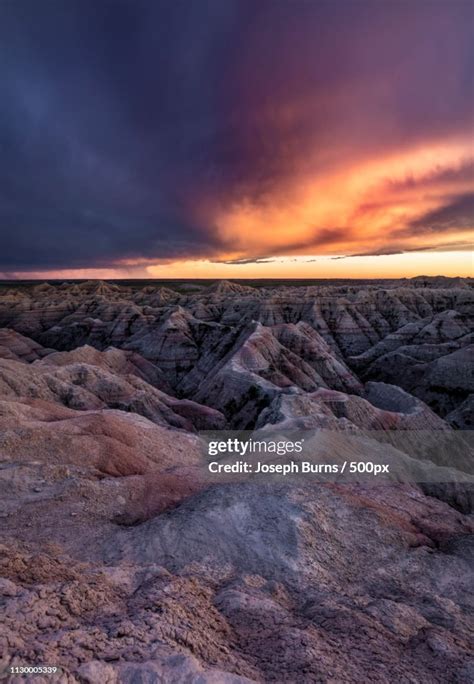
<box><xmin>0</xmin><ymin>277</ymin><xmax>473</xmax><ymax>683</ymax></box>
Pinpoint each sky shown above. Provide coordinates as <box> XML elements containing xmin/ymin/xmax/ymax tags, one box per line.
<box><xmin>0</xmin><ymin>0</ymin><xmax>473</xmax><ymax>279</ymax></box>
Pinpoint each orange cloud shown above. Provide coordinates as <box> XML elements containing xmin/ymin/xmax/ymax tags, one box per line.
<box><xmin>203</xmin><ymin>136</ymin><xmax>473</xmax><ymax>262</ymax></box>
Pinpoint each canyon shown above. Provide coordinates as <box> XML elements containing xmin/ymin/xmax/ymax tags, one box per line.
<box><xmin>0</xmin><ymin>277</ymin><xmax>473</xmax><ymax>683</ymax></box>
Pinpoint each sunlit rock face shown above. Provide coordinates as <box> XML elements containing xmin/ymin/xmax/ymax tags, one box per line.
<box><xmin>0</xmin><ymin>278</ymin><xmax>473</xmax><ymax>682</ymax></box>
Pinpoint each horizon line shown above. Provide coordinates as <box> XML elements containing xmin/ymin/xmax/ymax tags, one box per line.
<box><xmin>0</xmin><ymin>274</ymin><xmax>471</xmax><ymax>283</ymax></box>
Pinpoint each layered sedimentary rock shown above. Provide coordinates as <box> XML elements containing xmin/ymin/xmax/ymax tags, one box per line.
<box><xmin>2</xmin><ymin>278</ymin><xmax>471</xmax><ymax>423</ymax></box>
<box><xmin>351</xmin><ymin>310</ymin><xmax>473</xmax><ymax>418</ymax></box>
<box><xmin>0</xmin><ymin>329</ymin><xmax>54</xmax><ymax>362</ymax></box>
<box><xmin>0</xmin><ymin>335</ymin><xmax>224</xmax><ymax>432</ymax></box>
<box><xmin>0</xmin><ymin>278</ymin><xmax>473</xmax><ymax>683</ymax></box>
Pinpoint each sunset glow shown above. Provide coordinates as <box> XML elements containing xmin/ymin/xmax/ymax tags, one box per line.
<box><xmin>209</xmin><ymin>138</ymin><xmax>473</xmax><ymax>262</ymax></box>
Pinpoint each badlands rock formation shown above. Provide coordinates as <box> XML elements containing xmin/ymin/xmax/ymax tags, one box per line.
<box><xmin>0</xmin><ymin>278</ymin><xmax>473</xmax><ymax>683</ymax></box>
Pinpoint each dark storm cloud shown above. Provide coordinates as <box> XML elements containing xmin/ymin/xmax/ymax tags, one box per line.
<box><xmin>0</xmin><ymin>0</ymin><xmax>472</xmax><ymax>271</ymax></box>
<box><xmin>0</xmin><ymin>0</ymin><xmax>237</xmax><ymax>269</ymax></box>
